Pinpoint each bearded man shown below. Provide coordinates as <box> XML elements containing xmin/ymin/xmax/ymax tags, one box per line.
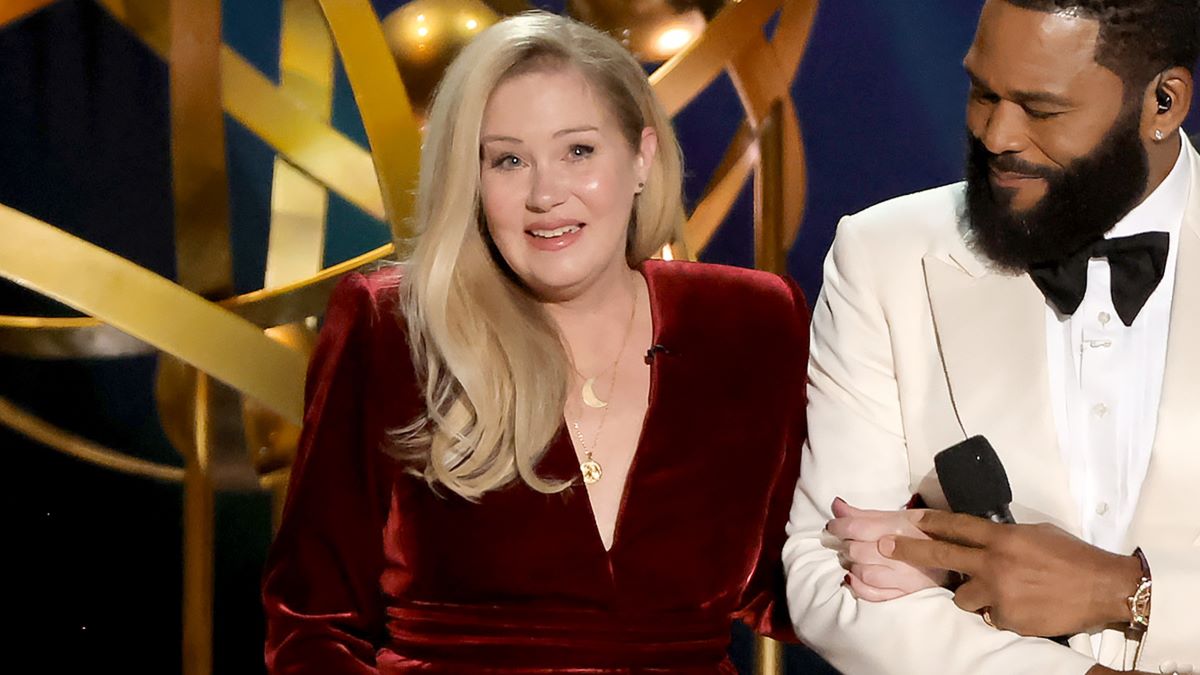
<box><xmin>784</xmin><ymin>1</ymin><xmax>1200</xmax><ymax>673</ymax></box>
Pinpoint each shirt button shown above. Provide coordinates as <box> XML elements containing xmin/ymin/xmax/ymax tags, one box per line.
<box><xmin>1098</xmin><ymin>311</ymin><xmax>1112</xmax><ymax>326</ymax></box>
<box><xmin>1095</xmin><ymin>502</ymin><xmax>1109</xmax><ymax>516</ymax></box>
<box><xmin>1092</xmin><ymin>403</ymin><xmax>1109</xmax><ymax>418</ymax></box>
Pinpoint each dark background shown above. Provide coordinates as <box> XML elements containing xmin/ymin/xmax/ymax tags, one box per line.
<box><xmin>5</xmin><ymin>1</ymin><xmax>1196</xmax><ymax>673</ymax></box>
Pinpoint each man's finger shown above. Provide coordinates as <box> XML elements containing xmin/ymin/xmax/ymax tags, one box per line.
<box><xmin>915</xmin><ymin>510</ymin><xmax>999</xmax><ymax>547</ymax></box>
<box><xmin>880</xmin><ymin>535</ymin><xmax>983</xmax><ymax>575</ymax></box>
<box><xmin>951</xmin><ymin>578</ymin><xmax>990</xmax><ymax>613</ymax></box>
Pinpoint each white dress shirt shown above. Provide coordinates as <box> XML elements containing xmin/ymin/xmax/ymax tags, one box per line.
<box><xmin>1045</xmin><ymin>138</ymin><xmax>1190</xmax><ymax>658</ymax></box>
<box><xmin>1045</xmin><ymin>138</ymin><xmax>1190</xmax><ymax>553</ymax></box>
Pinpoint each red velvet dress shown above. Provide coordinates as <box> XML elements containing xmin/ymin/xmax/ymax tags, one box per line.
<box><xmin>262</xmin><ymin>260</ymin><xmax>809</xmax><ymax>674</ymax></box>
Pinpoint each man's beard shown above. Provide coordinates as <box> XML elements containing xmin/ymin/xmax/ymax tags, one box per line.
<box><xmin>964</xmin><ymin>109</ymin><xmax>1150</xmax><ymax>271</ymax></box>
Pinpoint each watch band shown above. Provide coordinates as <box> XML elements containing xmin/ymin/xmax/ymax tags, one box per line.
<box><xmin>1128</xmin><ymin>547</ymin><xmax>1152</xmax><ymax>631</ymax></box>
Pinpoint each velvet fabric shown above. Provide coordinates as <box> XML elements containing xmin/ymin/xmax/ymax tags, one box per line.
<box><xmin>262</xmin><ymin>259</ymin><xmax>809</xmax><ymax>674</ymax></box>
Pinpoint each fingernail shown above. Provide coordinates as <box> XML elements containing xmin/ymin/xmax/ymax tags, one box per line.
<box><xmin>832</xmin><ymin>496</ymin><xmax>846</xmax><ymax>509</ymax></box>
<box><xmin>879</xmin><ymin>536</ymin><xmax>896</xmax><ymax>557</ymax></box>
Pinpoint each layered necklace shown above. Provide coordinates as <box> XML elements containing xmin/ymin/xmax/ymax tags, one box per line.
<box><xmin>568</xmin><ymin>283</ymin><xmax>638</xmax><ymax>485</ymax></box>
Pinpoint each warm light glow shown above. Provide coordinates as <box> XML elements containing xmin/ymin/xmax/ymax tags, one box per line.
<box><xmin>655</xmin><ymin>27</ymin><xmax>695</xmax><ymax>55</ymax></box>
<box><xmin>466</xmin><ymin>18</ymin><xmax>478</xmax><ymax>30</ymax></box>
<box><xmin>416</xmin><ymin>26</ymin><xmax>429</xmax><ymax>37</ymax></box>
<box><xmin>417</xmin><ymin>14</ymin><xmax>426</xmax><ymax>21</ymax></box>
<box><xmin>660</xmin><ymin>244</ymin><xmax>675</xmax><ymax>261</ymax></box>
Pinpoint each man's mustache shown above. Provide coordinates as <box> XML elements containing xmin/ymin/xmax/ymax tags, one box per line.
<box><xmin>971</xmin><ymin>137</ymin><xmax>1056</xmax><ymax>179</ymax></box>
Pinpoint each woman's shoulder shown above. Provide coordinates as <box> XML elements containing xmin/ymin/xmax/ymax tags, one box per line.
<box><xmin>643</xmin><ymin>259</ymin><xmax>809</xmax><ymax>357</ymax></box>
<box><xmin>315</xmin><ymin>267</ymin><xmax>413</xmax><ymax>382</ymax></box>
<box><xmin>324</xmin><ymin>264</ymin><xmax>406</xmax><ymax>327</ymax></box>
<box><xmin>316</xmin><ymin>265</ymin><xmax>416</xmax><ymax>393</ymax></box>
<box><xmin>643</xmin><ymin>259</ymin><xmax>805</xmax><ymax>317</ymax></box>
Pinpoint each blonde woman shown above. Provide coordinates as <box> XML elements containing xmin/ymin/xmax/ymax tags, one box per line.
<box><xmin>263</xmin><ymin>11</ymin><xmax>808</xmax><ymax>674</ymax></box>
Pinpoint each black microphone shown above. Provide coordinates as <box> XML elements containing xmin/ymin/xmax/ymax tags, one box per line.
<box><xmin>936</xmin><ymin>437</ymin><xmax>1071</xmax><ymax>645</ymax></box>
<box><xmin>934</xmin><ymin>435</ymin><xmax>1015</xmax><ymax>524</ymax></box>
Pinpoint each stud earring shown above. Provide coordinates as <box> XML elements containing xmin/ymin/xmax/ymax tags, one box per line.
<box><xmin>1155</xmin><ymin>129</ymin><xmax>1165</xmax><ymax>141</ymax></box>
<box><xmin>636</xmin><ymin>181</ymin><xmax>645</xmax><ymax>193</ymax></box>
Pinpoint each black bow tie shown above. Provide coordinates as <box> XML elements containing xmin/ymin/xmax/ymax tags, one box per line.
<box><xmin>1028</xmin><ymin>231</ymin><xmax>1169</xmax><ymax>327</ymax></box>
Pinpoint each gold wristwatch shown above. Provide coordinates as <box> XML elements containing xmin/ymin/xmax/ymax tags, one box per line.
<box><xmin>1127</xmin><ymin>547</ymin><xmax>1152</xmax><ymax>631</ymax></box>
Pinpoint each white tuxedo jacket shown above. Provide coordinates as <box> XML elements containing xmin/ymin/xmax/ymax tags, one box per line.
<box><xmin>784</xmin><ymin>157</ymin><xmax>1200</xmax><ymax>674</ymax></box>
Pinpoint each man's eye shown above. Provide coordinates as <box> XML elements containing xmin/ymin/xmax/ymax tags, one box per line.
<box><xmin>1025</xmin><ymin>109</ymin><xmax>1062</xmax><ymax>120</ymax></box>
<box><xmin>970</xmin><ymin>88</ymin><xmax>999</xmax><ymax>104</ymax></box>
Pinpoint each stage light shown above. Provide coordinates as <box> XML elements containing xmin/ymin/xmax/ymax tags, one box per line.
<box><xmin>654</xmin><ymin>26</ymin><xmax>696</xmax><ymax>56</ymax></box>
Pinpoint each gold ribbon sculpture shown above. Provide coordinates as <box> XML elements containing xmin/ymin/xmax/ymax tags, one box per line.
<box><xmin>0</xmin><ymin>0</ymin><xmax>817</xmax><ymax>672</ymax></box>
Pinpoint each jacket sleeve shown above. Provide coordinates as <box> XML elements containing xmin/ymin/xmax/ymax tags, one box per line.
<box><xmin>734</xmin><ymin>276</ymin><xmax>809</xmax><ymax>642</ymax></box>
<box><xmin>263</xmin><ymin>273</ymin><xmax>391</xmax><ymax>674</ymax></box>
<box><xmin>782</xmin><ymin>217</ymin><xmax>1097</xmax><ymax>675</ymax></box>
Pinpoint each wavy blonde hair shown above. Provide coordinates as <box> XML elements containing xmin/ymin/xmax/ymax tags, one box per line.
<box><xmin>394</xmin><ymin>11</ymin><xmax>685</xmax><ymax>499</ymax></box>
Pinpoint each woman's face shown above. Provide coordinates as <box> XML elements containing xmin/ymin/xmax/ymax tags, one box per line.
<box><xmin>479</xmin><ymin>65</ymin><xmax>656</xmax><ymax>300</ymax></box>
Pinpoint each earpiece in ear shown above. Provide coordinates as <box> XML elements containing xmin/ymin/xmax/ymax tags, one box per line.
<box><xmin>1156</xmin><ymin>86</ymin><xmax>1172</xmax><ymax>114</ymax></box>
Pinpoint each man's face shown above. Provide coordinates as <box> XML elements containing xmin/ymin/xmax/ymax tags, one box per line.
<box><xmin>963</xmin><ymin>0</ymin><xmax>1151</xmax><ymax>268</ymax></box>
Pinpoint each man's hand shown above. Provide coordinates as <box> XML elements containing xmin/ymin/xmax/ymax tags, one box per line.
<box><xmin>881</xmin><ymin>510</ymin><xmax>1143</xmax><ymax>637</ymax></box>
<box><xmin>825</xmin><ymin>498</ymin><xmax>948</xmax><ymax>601</ymax></box>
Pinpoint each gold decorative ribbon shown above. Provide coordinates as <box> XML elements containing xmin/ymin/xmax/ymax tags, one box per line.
<box><xmin>658</xmin><ymin>0</ymin><xmax>818</xmax><ymax>256</ymax></box>
<box><xmin>267</xmin><ymin>0</ymin><xmax>336</xmax><ymax>288</ymax></box>
<box><xmin>0</xmin><ymin>243</ymin><xmax>392</xmax><ymax>359</ymax></box>
<box><xmin>684</xmin><ymin>122</ymin><xmax>757</xmax><ymax>254</ymax></box>
<box><xmin>649</xmin><ymin>0</ymin><xmax>785</xmax><ymax>116</ymax></box>
<box><xmin>0</xmin><ymin>395</ymin><xmax>184</xmax><ymax>482</ymax></box>
<box><xmin>94</xmin><ymin>0</ymin><xmax>387</xmax><ymax>220</ymax></box>
<box><xmin>0</xmin><ymin>204</ymin><xmax>308</xmax><ymax>423</ymax></box>
<box><xmin>169</xmin><ymin>0</ymin><xmax>233</xmax><ymax>297</ymax></box>
<box><xmin>314</xmin><ymin>0</ymin><xmax>423</xmax><ymax>234</ymax></box>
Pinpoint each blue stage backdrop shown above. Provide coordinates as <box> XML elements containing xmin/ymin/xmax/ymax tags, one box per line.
<box><xmin>4</xmin><ymin>2</ymin><xmax>1199</xmax><ymax>673</ymax></box>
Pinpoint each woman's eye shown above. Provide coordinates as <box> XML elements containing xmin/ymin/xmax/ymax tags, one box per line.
<box><xmin>492</xmin><ymin>154</ymin><xmax>523</xmax><ymax>169</ymax></box>
<box><xmin>569</xmin><ymin>144</ymin><xmax>595</xmax><ymax>158</ymax></box>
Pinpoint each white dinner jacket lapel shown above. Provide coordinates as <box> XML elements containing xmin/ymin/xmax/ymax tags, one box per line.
<box><xmin>923</xmin><ymin>221</ymin><xmax>1081</xmax><ymax>532</ymax></box>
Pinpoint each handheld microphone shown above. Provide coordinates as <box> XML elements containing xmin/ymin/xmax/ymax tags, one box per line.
<box><xmin>934</xmin><ymin>435</ymin><xmax>1015</xmax><ymax>524</ymax></box>
<box><xmin>933</xmin><ymin>436</ymin><xmax>1071</xmax><ymax>645</ymax></box>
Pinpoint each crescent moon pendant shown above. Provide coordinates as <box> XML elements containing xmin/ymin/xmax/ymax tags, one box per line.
<box><xmin>581</xmin><ymin>377</ymin><xmax>608</xmax><ymax>408</ymax></box>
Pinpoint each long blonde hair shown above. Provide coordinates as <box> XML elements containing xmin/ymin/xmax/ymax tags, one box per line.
<box><xmin>394</xmin><ymin>11</ymin><xmax>685</xmax><ymax>500</ymax></box>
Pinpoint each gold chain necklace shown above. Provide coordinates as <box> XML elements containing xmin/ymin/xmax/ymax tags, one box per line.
<box><xmin>569</xmin><ymin>282</ymin><xmax>638</xmax><ymax>484</ymax></box>
<box><xmin>569</xmin><ymin>284</ymin><xmax>638</xmax><ymax>410</ymax></box>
